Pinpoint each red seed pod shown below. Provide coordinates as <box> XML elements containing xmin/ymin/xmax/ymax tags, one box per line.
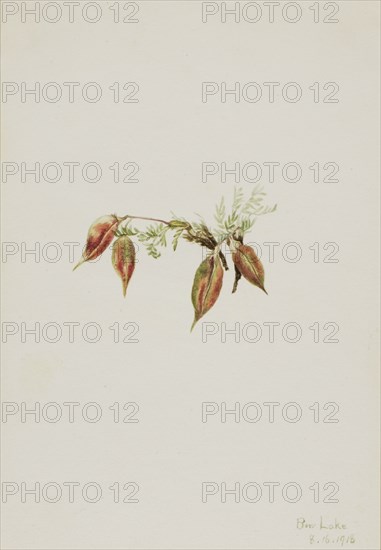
<box><xmin>191</xmin><ymin>251</ymin><xmax>224</xmax><ymax>331</ymax></box>
<box><xmin>74</xmin><ymin>215</ymin><xmax>120</xmax><ymax>270</ymax></box>
<box><xmin>231</xmin><ymin>241</ymin><xmax>267</xmax><ymax>294</ymax></box>
<box><xmin>112</xmin><ymin>235</ymin><xmax>136</xmax><ymax>297</ymax></box>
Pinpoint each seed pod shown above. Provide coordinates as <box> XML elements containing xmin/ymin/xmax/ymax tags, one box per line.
<box><xmin>168</xmin><ymin>220</ymin><xmax>190</xmax><ymax>229</ymax></box>
<box><xmin>231</xmin><ymin>241</ymin><xmax>267</xmax><ymax>294</ymax></box>
<box><xmin>112</xmin><ymin>235</ymin><xmax>136</xmax><ymax>297</ymax></box>
<box><xmin>74</xmin><ymin>215</ymin><xmax>120</xmax><ymax>270</ymax></box>
<box><xmin>191</xmin><ymin>251</ymin><xmax>223</xmax><ymax>331</ymax></box>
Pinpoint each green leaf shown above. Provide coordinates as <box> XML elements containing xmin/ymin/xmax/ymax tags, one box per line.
<box><xmin>172</xmin><ymin>228</ymin><xmax>184</xmax><ymax>251</ymax></box>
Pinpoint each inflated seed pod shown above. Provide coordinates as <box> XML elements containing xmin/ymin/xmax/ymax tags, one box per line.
<box><xmin>112</xmin><ymin>235</ymin><xmax>136</xmax><ymax>297</ymax></box>
<box><xmin>74</xmin><ymin>214</ymin><xmax>120</xmax><ymax>270</ymax></box>
<box><xmin>231</xmin><ymin>241</ymin><xmax>267</xmax><ymax>294</ymax></box>
<box><xmin>191</xmin><ymin>251</ymin><xmax>223</xmax><ymax>331</ymax></box>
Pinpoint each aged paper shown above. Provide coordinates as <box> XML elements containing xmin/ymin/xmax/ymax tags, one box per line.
<box><xmin>1</xmin><ymin>1</ymin><xmax>380</xmax><ymax>549</ymax></box>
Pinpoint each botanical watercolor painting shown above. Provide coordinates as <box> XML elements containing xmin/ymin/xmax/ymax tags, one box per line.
<box><xmin>74</xmin><ymin>187</ymin><xmax>276</xmax><ymax>330</ymax></box>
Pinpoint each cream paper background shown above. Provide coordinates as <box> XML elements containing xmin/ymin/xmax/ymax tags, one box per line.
<box><xmin>1</xmin><ymin>1</ymin><xmax>380</xmax><ymax>549</ymax></box>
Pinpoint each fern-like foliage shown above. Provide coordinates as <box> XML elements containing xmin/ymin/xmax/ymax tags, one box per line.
<box><xmin>114</xmin><ymin>220</ymin><xmax>139</xmax><ymax>238</ymax></box>
<box><xmin>137</xmin><ymin>223</ymin><xmax>170</xmax><ymax>258</ymax></box>
<box><xmin>213</xmin><ymin>185</ymin><xmax>276</xmax><ymax>240</ymax></box>
<box><xmin>116</xmin><ymin>187</ymin><xmax>276</xmax><ymax>259</ymax></box>
<box><xmin>214</xmin><ymin>197</ymin><xmax>226</xmax><ymax>232</ymax></box>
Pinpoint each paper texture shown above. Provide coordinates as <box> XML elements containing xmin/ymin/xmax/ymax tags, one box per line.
<box><xmin>1</xmin><ymin>1</ymin><xmax>380</xmax><ymax>549</ymax></box>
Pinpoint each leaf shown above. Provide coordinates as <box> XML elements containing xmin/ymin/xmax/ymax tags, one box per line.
<box><xmin>172</xmin><ymin>228</ymin><xmax>184</xmax><ymax>251</ymax></box>
<box><xmin>232</xmin><ymin>187</ymin><xmax>244</xmax><ymax>215</ymax></box>
<box><xmin>214</xmin><ymin>197</ymin><xmax>227</xmax><ymax>233</ymax></box>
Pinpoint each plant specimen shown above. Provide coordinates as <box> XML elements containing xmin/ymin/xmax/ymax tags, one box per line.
<box><xmin>74</xmin><ymin>186</ymin><xmax>276</xmax><ymax>330</ymax></box>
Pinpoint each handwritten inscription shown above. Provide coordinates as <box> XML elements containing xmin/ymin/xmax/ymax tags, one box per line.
<box><xmin>297</xmin><ymin>517</ymin><xmax>347</xmax><ymax>530</ymax></box>
<box><xmin>296</xmin><ymin>517</ymin><xmax>356</xmax><ymax>547</ymax></box>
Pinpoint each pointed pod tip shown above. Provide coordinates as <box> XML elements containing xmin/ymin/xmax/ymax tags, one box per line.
<box><xmin>73</xmin><ymin>258</ymin><xmax>85</xmax><ymax>271</ymax></box>
<box><xmin>190</xmin><ymin>318</ymin><xmax>198</xmax><ymax>332</ymax></box>
<box><xmin>262</xmin><ymin>287</ymin><xmax>268</xmax><ymax>295</ymax></box>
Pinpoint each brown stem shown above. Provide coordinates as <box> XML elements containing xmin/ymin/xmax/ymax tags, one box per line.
<box><xmin>232</xmin><ymin>265</ymin><xmax>242</xmax><ymax>293</ymax></box>
<box><xmin>219</xmin><ymin>251</ymin><xmax>229</xmax><ymax>271</ymax></box>
<box><xmin>185</xmin><ymin>227</ymin><xmax>215</xmax><ymax>250</ymax></box>
<box><xmin>120</xmin><ymin>215</ymin><xmax>171</xmax><ymax>226</ymax></box>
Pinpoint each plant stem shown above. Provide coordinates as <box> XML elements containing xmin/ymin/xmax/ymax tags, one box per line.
<box><xmin>219</xmin><ymin>251</ymin><xmax>229</xmax><ymax>271</ymax></box>
<box><xmin>119</xmin><ymin>214</ymin><xmax>234</xmax><ymax>269</ymax></box>
<box><xmin>120</xmin><ymin>214</ymin><xmax>170</xmax><ymax>226</ymax></box>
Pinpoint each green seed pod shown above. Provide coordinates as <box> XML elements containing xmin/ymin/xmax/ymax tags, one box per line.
<box><xmin>231</xmin><ymin>241</ymin><xmax>267</xmax><ymax>294</ymax></box>
<box><xmin>112</xmin><ymin>235</ymin><xmax>136</xmax><ymax>297</ymax></box>
<box><xmin>168</xmin><ymin>220</ymin><xmax>190</xmax><ymax>229</ymax></box>
<box><xmin>191</xmin><ymin>251</ymin><xmax>223</xmax><ymax>331</ymax></box>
